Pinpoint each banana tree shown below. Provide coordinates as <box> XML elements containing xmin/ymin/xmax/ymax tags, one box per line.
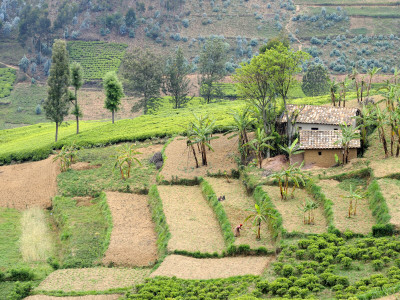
<box><xmin>366</xmin><ymin>67</ymin><xmax>381</xmax><ymax>97</ymax></box>
<box><xmin>245</xmin><ymin>127</ymin><xmax>275</xmax><ymax>168</ymax></box>
<box><xmin>299</xmin><ymin>198</ymin><xmax>319</xmax><ymax>225</ymax></box>
<box><xmin>334</xmin><ymin>123</ymin><xmax>361</xmax><ymax>165</ymax></box>
<box><xmin>279</xmin><ymin>138</ymin><xmax>304</xmax><ymax>165</ymax></box>
<box><xmin>244</xmin><ymin>199</ymin><xmax>274</xmax><ymax>240</ymax></box>
<box><xmin>269</xmin><ymin>162</ymin><xmax>307</xmax><ymax>200</ymax></box>
<box><xmin>113</xmin><ymin>144</ymin><xmax>142</xmax><ymax>180</ymax></box>
<box><xmin>345</xmin><ymin>185</ymin><xmax>363</xmax><ymax>217</ymax></box>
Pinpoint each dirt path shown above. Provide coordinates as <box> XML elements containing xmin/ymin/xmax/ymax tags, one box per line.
<box><xmin>206</xmin><ymin>178</ymin><xmax>272</xmax><ymax>249</ymax></box>
<box><xmin>0</xmin><ymin>60</ymin><xmax>18</xmax><ymax>70</ymax></box>
<box><xmin>262</xmin><ymin>186</ymin><xmax>327</xmax><ymax>234</ymax></box>
<box><xmin>160</xmin><ymin>134</ymin><xmax>238</xmax><ymax>181</ymax></box>
<box><xmin>151</xmin><ymin>255</ymin><xmax>273</xmax><ymax>279</ymax></box>
<box><xmin>319</xmin><ymin>180</ymin><xmax>375</xmax><ymax>234</ymax></box>
<box><xmin>158</xmin><ymin>185</ymin><xmax>225</xmax><ymax>253</ymax></box>
<box><xmin>103</xmin><ymin>192</ymin><xmax>158</xmax><ymax>267</ymax></box>
<box><xmin>36</xmin><ymin>268</ymin><xmax>150</xmax><ymax>292</ymax></box>
<box><xmin>0</xmin><ymin>156</ymin><xmax>59</xmax><ymax>210</ymax></box>
<box><xmin>25</xmin><ymin>296</ymin><xmax>121</xmax><ymax>300</ymax></box>
<box><xmin>377</xmin><ymin>179</ymin><xmax>400</xmax><ymax>229</ymax></box>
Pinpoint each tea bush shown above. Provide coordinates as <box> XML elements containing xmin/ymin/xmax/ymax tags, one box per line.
<box><xmin>0</xmin><ymin>67</ymin><xmax>16</xmax><ymax>98</ymax></box>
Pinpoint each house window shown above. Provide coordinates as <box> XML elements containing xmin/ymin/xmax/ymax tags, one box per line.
<box><xmin>334</xmin><ymin>128</ymin><xmax>338</xmax><ymax>130</ymax></box>
<box><xmin>299</xmin><ymin>127</ymin><xmax>302</xmax><ymax>130</ymax></box>
<box><xmin>318</xmin><ymin>151</ymin><xmax>322</xmax><ymax>156</ymax></box>
<box><xmin>311</xmin><ymin>127</ymin><xmax>319</xmax><ymax>130</ymax></box>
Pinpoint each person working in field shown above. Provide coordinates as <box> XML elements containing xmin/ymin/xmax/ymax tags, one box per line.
<box><xmin>234</xmin><ymin>224</ymin><xmax>243</xmax><ymax>237</ymax></box>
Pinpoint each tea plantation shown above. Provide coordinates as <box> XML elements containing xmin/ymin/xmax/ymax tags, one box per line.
<box><xmin>0</xmin><ymin>68</ymin><xmax>16</xmax><ymax>99</ymax></box>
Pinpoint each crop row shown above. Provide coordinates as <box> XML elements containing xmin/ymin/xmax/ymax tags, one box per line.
<box><xmin>67</xmin><ymin>41</ymin><xmax>128</xmax><ymax>81</ymax></box>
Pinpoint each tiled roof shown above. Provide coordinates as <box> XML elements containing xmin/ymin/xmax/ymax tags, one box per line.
<box><xmin>281</xmin><ymin>105</ymin><xmax>359</xmax><ymax>125</ymax></box>
<box><xmin>299</xmin><ymin>130</ymin><xmax>361</xmax><ymax>150</ymax></box>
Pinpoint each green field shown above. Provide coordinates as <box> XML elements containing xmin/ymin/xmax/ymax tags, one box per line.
<box><xmin>295</xmin><ymin>0</ymin><xmax>400</xmax><ymax>4</ymax></box>
<box><xmin>0</xmin><ymin>68</ymin><xmax>16</xmax><ymax>98</ymax></box>
<box><xmin>67</xmin><ymin>41</ymin><xmax>128</xmax><ymax>81</ymax></box>
<box><xmin>309</xmin><ymin>6</ymin><xmax>400</xmax><ymax>18</ymax></box>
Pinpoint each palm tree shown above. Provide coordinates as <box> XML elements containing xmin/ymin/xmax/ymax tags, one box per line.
<box><xmin>279</xmin><ymin>138</ymin><xmax>304</xmax><ymax>165</ymax></box>
<box><xmin>366</xmin><ymin>67</ymin><xmax>381</xmax><ymax>97</ymax></box>
<box><xmin>224</xmin><ymin>107</ymin><xmax>254</xmax><ymax>165</ymax></box>
<box><xmin>189</xmin><ymin>114</ymin><xmax>219</xmax><ymax>166</ymax></box>
<box><xmin>269</xmin><ymin>162</ymin><xmax>307</xmax><ymax>200</ymax></box>
<box><xmin>245</xmin><ymin>127</ymin><xmax>275</xmax><ymax>168</ymax></box>
<box><xmin>334</xmin><ymin>123</ymin><xmax>361</xmax><ymax>165</ymax></box>
<box><xmin>244</xmin><ymin>199</ymin><xmax>275</xmax><ymax>240</ymax></box>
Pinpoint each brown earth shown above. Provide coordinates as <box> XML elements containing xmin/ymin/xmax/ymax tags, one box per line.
<box><xmin>36</xmin><ymin>268</ymin><xmax>150</xmax><ymax>292</ymax></box>
<box><xmin>377</xmin><ymin>179</ymin><xmax>400</xmax><ymax>229</ymax></box>
<box><xmin>262</xmin><ymin>186</ymin><xmax>328</xmax><ymax>234</ymax></box>
<box><xmin>378</xmin><ymin>293</ymin><xmax>400</xmax><ymax>300</ymax></box>
<box><xmin>160</xmin><ymin>134</ymin><xmax>238</xmax><ymax>181</ymax></box>
<box><xmin>0</xmin><ymin>156</ymin><xmax>59</xmax><ymax>210</ymax></box>
<box><xmin>151</xmin><ymin>255</ymin><xmax>273</xmax><ymax>279</ymax></box>
<box><xmin>206</xmin><ymin>177</ymin><xmax>273</xmax><ymax>249</ymax></box>
<box><xmin>157</xmin><ymin>185</ymin><xmax>225</xmax><ymax>253</ymax></box>
<box><xmin>103</xmin><ymin>192</ymin><xmax>158</xmax><ymax>267</ymax></box>
<box><xmin>135</xmin><ymin>144</ymin><xmax>164</xmax><ymax>160</ymax></box>
<box><xmin>70</xmin><ymin>162</ymin><xmax>102</xmax><ymax>171</ymax></box>
<box><xmin>25</xmin><ymin>295</ymin><xmax>121</xmax><ymax>300</ymax></box>
<box><xmin>262</xmin><ymin>155</ymin><xmax>288</xmax><ymax>172</ymax></box>
<box><xmin>73</xmin><ymin>196</ymin><xmax>95</xmax><ymax>207</ymax></box>
<box><xmin>371</xmin><ymin>157</ymin><xmax>400</xmax><ymax>178</ymax></box>
<box><xmin>318</xmin><ymin>180</ymin><xmax>375</xmax><ymax>234</ymax></box>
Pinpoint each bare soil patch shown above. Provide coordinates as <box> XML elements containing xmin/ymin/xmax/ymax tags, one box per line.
<box><xmin>158</xmin><ymin>185</ymin><xmax>225</xmax><ymax>253</ymax></box>
<box><xmin>160</xmin><ymin>135</ymin><xmax>238</xmax><ymax>181</ymax></box>
<box><xmin>103</xmin><ymin>192</ymin><xmax>158</xmax><ymax>267</ymax></box>
<box><xmin>151</xmin><ymin>255</ymin><xmax>273</xmax><ymax>279</ymax></box>
<box><xmin>262</xmin><ymin>155</ymin><xmax>288</xmax><ymax>172</ymax></box>
<box><xmin>136</xmin><ymin>144</ymin><xmax>164</xmax><ymax>160</ymax></box>
<box><xmin>0</xmin><ymin>156</ymin><xmax>59</xmax><ymax>210</ymax></box>
<box><xmin>262</xmin><ymin>186</ymin><xmax>327</xmax><ymax>234</ymax></box>
<box><xmin>26</xmin><ymin>295</ymin><xmax>121</xmax><ymax>300</ymax></box>
<box><xmin>318</xmin><ymin>180</ymin><xmax>375</xmax><ymax>234</ymax></box>
<box><xmin>371</xmin><ymin>157</ymin><xmax>400</xmax><ymax>178</ymax></box>
<box><xmin>206</xmin><ymin>178</ymin><xmax>273</xmax><ymax>249</ymax></box>
<box><xmin>70</xmin><ymin>162</ymin><xmax>102</xmax><ymax>171</ymax></box>
<box><xmin>73</xmin><ymin>196</ymin><xmax>95</xmax><ymax>207</ymax></box>
<box><xmin>377</xmin><ymin>179</ymin><xmax>400</xmax><ymax>229</ymax></box>
<box><xmin>36</xmin><ymin>268</ymin><xmax>150</xmax><ymax>292</ymax></box>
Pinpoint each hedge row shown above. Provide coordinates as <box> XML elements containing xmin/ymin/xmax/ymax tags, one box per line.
<box><xmin>200</xmin><ymin>177</ymin><xmax>235</xmax><ymax>247</ymax></box>
<box><xmin>99</xmin><ymin>192</ymin><xmax>113</xmax><ymax>257</ymax></box>
<box><xmin>148</xmin><ymin>185</ymin><xmax>171</xmax><ymax>259</ymax></box>
<box><xmin>367</xmin><ymin>180</ymin><xmax>391</xmax><ymax>225</ymax></box>
<box><xmin>253</xmin><ymin>186</ymin><xmax>283</xmax><ymax>241</ymax></box>
<box><xmin>324</xmin><ymin>167</ymin><xmax>372</xmax><ymax>181</ymax></box>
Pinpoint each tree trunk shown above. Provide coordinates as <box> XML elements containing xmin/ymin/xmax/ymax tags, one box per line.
<box><xmin>190</xmin><ymin>144</ymin><xmax>199</xmax><ymax>168</ymax></box>
<box><xmin>76</xmin><ymin>114</ymin><xmax>79</xmax><ymax>134</ymax></box>
<box><xmin>55</xmin><ymin>122</ymin><xmax>59</xmax><ymax>142</ymax></box>
<box><xmin>380</xmin><ymin>128</ymin><xmax>389</xmax><ymax>158</ymax></box>
<box><xmin>75</xmin><ymin>89</ymin><xmax>79</xmax><ymax>134</ymax></box>
<box><xmin>112</xmin><ymin>110</ymin><xmax>115</xmax><ymax>124</ymax></box>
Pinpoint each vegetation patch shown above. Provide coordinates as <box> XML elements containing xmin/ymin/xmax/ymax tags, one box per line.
<box><xmin>377</xmin><ymin>178</ymin><xmax>400</xmax><ymax>229</ymax></box>
<box><xmin>0</xmin><ymin>67</ymin><xmax>16</xmax><ymax>98</ymax></box>
<box><xmin>52</xmin><ymin>193</ymin><xmax>111</xmax><ymax>268</ymax></box>
<box><xmin>367</xmin><ymin>180</ymin><xmax>391</xmax><ymax>225</ymax></box>
<box><xmin>157</xmin><ymin>185</ymin><xmax>225</xmax><ymax>254</ymax></box>
<box><xmin>67</xmin><ymin>41</ymin><xmax>128</xmax><ymax>81</ymax></box>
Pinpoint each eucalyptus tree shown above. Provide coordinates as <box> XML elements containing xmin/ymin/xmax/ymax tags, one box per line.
<box><xmin>103</xmin><ymin>71</ymin><xmax>124</xmax><ymax>124</ymax></box>
<box><xmin>70</xmin><ymin>62</ymin><xmax>84</xmax><ymax>134</ymax></box>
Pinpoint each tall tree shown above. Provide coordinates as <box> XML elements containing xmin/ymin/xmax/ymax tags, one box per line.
<box><xmin>266</xmin><ymin>44</ymin><xmax>310</xmax><ymax>144</ymax></box>
<box><xmin>121</xmin><ymin>48</ymin><xmax>163</xmax><ymax>114</ymax></box>
<box><xmin>70</xmin><ymin>62</ymin><xmax>84</xmax><ymax>134</ymax></box>
<box><xmin>301</xmin><ymin>64</ymin><xmax>330</xmax><ymax>97</ymax></box>
<box><xmin>103</xmin><ymin>71</ymin><xmax>124</xmax><ymax>124</ymax></box>
<box><xmin>234</xmin><ymin>52</ymin><xmax>278</xmax><ymax>156</ymax></box>
<box><xmin>44</xmin><ymin>39</ymin><xmax>70</xmax><ymax>142</ymax></box>
<box><xmin>198</xmin><ymin>37</ymin><xmax>228</xmax><ymax>103</ymax></box>
<box><xmin>334</xmin><ymin>123</ymin><xmax>361</xmax><ymax>164</ymax></box>
<box><xmin>163</xmin><ymin>47</ymin><xmax>191</xmax><ymax>109</ymax></box>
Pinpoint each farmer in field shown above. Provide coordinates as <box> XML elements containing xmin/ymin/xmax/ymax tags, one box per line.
<box><xmin>234</xmin><ymin>224</ymin><xmax>243</xmax><ymax>237</ymax></box>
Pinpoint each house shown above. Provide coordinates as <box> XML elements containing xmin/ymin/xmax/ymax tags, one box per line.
<box><xmin>281</xmin><ymin>105</ymin><xmax>360</xmax><ymax>131</ymax></box>
<box><xmin>294</xmin><ymin>130</ymin><xmax>361</xmax><ymax>168</ymax></box>
<box><xmin>280</xmin><ymin>105</ymin><xmax>361</xmax><ymax>167</ymax></box>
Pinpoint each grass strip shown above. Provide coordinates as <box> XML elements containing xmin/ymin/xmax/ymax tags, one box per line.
<box><xmin>367</xmin><ymin>180</ymin><xmax>391</xmax><ymax>225</ymax></box>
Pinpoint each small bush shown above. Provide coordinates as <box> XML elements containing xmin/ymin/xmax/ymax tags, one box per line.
<box><xmin>7</xmin><ymin>268</ymin><xmax>34</xmax><ymax>281</ymax></box>
<box><xmin>372</xmin><ymin>224</ymin><xmax>394</xmax><ymax>237</ymax></box>
<box><xmin>373</xmin><ymin>259</ymin><xmax>384</xmax><ymax>271</ymax></box>
<box><xmin>282</xmin><ymin>265</ymin><xmax>294</xmax><ymax>277</ymax></box>
<box><xmin>7</xmin><ymin>281</ymin><xmax>32</xmax><ymax>300</ymax></box>
<box><xmin>341</xmin><ymin>257</ymin><xmax>352</xmax><ymax>269</ymax></box>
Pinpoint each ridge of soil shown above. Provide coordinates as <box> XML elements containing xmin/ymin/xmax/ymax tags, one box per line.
<box><xmin>25</xmin><ymin>295</ymin><xmax>121</xmax><ymax>300</ymax></box>
<box><xmin>150</xmin><ymin>255</ymin><xmax>273</xmax><ymax>279</ymax></box>
<box><xmin>0</xmin><ymin>156</ymin><xmax>59</xmax><ymax>210</ymax></box>
<box><xmin>103</xmin><ymin>192</ymin><xmax>158</xmax><ymax>267</ymax></box>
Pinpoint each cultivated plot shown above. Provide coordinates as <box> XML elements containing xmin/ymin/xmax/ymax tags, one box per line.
<box><xmin>0</xmin><ymin>156</ymin><xmax>59</xmax><ymax>210</ymax></box>
<box><xmin>151</xmin><ymin>255</ymin><xmax>272</xmax><ymax>280</ymax></box>
<box><xmin>377</xmin><ymin>178</ymin><xmax>400</xmax><ymax>228</ymax></box>
<box><xmin>36</xmin><ymin>268</ymin><xmax>150</xmax><ymax>292</ymax></box>
<box><xmin>319</xmin><ymin>180</ymin><xmax>375</xmax><ymax>234</ymax></box>
<box><xmin>158</xmin><ymin>185</ymin><xmax>225</xmax><ymax>253</ymax></box>
<box><xmin>206</xmin><ymin>177</ymin><xmax>272</xmax><ymax>249</ymax></box>
<box><xmin>160</xmin><ymin>134</ymin><xmax>238</xmax><ymax>180</ymax></box>
<box><xmin>103</xmin><ymin>192</ymin><xmax>158</xmax><ymax>267</ymax></box>
<box><xmin>262</xmin><ymin>186</ymin><xmax>327</xmax><ymax>234</ymax></box>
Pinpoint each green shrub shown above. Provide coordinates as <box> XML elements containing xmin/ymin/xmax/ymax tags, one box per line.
<box><xmin>256</xmin><ymin>280</ymin><xmax>269</xmax><ymax>293</ymax></box>
<box><xmin>368</xmin><ymin>180</ymin><xmax>391</xmax><ymax>224</ymax></box>
<box><xmin>372</xmin><ymin>224</ymin><xmax>394</xmax><ymax>237</ymax></box>
<box><xmin>282</xmin><ymin>265</ymin><xmax>294</xmax><ymax>277</ymax></box>
<box><xmin>296</xmin><ymin>249</ymin><xmax>306</xmax><ymax>259</ymax></box>
<box><xmin>373</xmin><ymin>259</ymin><xmax>384</xmax><ymax>271</ymax></box>
<box><xmin>7</xmin><ymin>281</ymin><xmax>32</xmax><ymax>300</ymax></box>
<box><xmin>298</xmin><ymin>239</ymin><xmax>313</xmax><ymax>249</ymax></box>
<box><xmin>7</xmin><ymin>268</ymin><xmax>34</xmax><ymax>281</ymax></box>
